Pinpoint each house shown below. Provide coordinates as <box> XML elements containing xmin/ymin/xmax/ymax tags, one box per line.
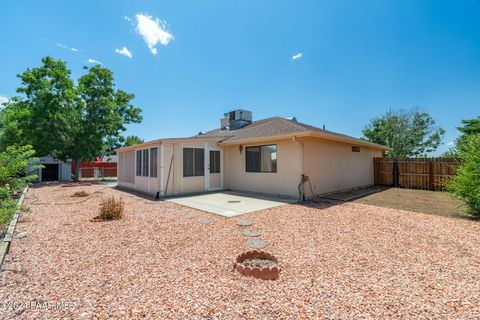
<box><xmin>116</xmin><ymin>109</ymin><xmax>389</xmax><ymax>199</ymax></box>
<box><xmin>29</xmin><ymin>156</ymin><xmax>72</xmax><ymax>182</ymax></box>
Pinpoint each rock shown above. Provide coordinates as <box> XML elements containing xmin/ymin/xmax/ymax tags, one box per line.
<box><xmin>15</xmin><ymin>231</ymin><xmax>28</xmax><ymax>239</ymax></box>
<box><xmin>197</xmin><ymin>218</ymin><xmax>212</xmax><ymax>225</ymax></box>
<box><xmin>242</xmin><ymin>230</ymin><xmax>261</xmax><ymax>237</ymax></box>
<box><xmin>185</xmin><ymin>214</ymin><xmax>196</xmax><ymax>219</ymax></box>
<box><xmin>245</xmin><ymin>239</ymin><xmax>268</xmax><ymax>249</ymax></box>
<box><xmin>236</xmin><ymin>220</ymin><xmax>253</xmax><ymax>227</ymax></box>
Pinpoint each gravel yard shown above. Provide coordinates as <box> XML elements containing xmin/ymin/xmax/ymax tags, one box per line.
<box><xmin>1</xmin><ymin>183</ymin><xmax>480</xmax><ymax>319</ymax></box>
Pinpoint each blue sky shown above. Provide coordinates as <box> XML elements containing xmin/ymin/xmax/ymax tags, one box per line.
<box><xmin>1</xmin><ymin>1</ymin><xmax>479</xmax><ymax>154</ymax></box>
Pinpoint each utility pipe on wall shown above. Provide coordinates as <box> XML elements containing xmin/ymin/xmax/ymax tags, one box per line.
<box><xmin>293</xmin><ymin>136</ymin><xmax>314</xmax><ymax>202</ymax></box>
<box><xmin>292</xmin><ymin>136</ymin><xmax>305</xmax><ymax>175</ymax></box>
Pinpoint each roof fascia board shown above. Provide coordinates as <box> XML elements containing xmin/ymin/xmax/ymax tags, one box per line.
<box><xmin>218</xmin><ymin>131</ymin><xmax>390</xmax><ymax>150</ymax></box>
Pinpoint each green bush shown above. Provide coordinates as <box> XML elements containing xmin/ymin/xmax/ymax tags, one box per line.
<box><xmin>0</xmin><ymin>145</ymin><xmax>39</xmax><ymax>225</ymax></box>
<box><xmin>448</xmin><ymin>134</ymin><xmax>480</xmax><ymax>216</ymax></box>
<box><xmin>0</xmin><ymin>197</ymin><xmax>17</xmax><ymax>225</ymax></box>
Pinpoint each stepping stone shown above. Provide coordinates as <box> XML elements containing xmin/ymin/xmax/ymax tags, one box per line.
<box><xmin>245</xmin><ymin>239</ymin><xmax>268</xmax><ymax>249</ymax></box>
<box><xmin>236</xmin><ymin>220</ymin><xmax>253</xmax><ymax>227</ymax></box>
<box><xmin>132</xmin><ymin>211</ymin><xmax>144</xmax><ymax>217</ymax></box>
<box><xmin>197</xmin><ymin>218</ymin><xmax>212</xmax><ymax>225</ymax></box>
<box><xmin>241</xmin><ymin>229</ymin><xmax>261</xmax><ymax>237</ymax></box>
<box><xmin>14</xmin><ymin>231</ymin><xmax>28</xmax><ymax>239</ymax></box>
<box><xmin>185</xmin><ymin>214</ymin><xmax>196</xmax><ymax>219</ymax></box>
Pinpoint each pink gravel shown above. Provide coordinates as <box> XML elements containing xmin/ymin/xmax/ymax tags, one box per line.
<box><xmin>1</xmin><ymin>183</ymin><xmax>480</xmax><ymax>319</ymax></box>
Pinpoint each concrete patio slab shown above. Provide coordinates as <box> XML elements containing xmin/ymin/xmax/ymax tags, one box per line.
<box><xmin>167</xmin><ymin>191</ymin><xmax>292</xmax><ymax>217</ymax></box>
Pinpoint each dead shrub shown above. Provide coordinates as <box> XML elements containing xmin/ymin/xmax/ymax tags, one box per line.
<box><xmin>92</xmin><ymin>196</ymin><xmax>124</xmax><ymax>221</ymax></box>
<box><xmin>72</xmin><ymin>190</ymin><xmax>89</xmax><ymax>197</ymax></box>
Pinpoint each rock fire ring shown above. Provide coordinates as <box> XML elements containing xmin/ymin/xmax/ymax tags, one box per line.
<box><xmin>233</xmin><ymin>250</ymin><xmax>280</xmax><ymax>280</ymax></box>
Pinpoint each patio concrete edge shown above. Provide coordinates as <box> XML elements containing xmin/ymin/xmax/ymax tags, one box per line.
<box><xmin>0</xmin><ymin>186</ymin><xmax>28</xmax><ymax>269</ymax></box>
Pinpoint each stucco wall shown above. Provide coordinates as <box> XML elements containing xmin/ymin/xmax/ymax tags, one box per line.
<box><xmin>224</xmin><ymin>139</ymin><xmax>303</xmax><ymax>197</ymax></box>
<box><xmin>302</xmin><ymin>137</ymin><xmax>382</xmax><ymax>195</ymax></box>
<box><xmin>116</xmin><ymin>135</ymin><xmax>382</xmax><ymax>198</ymax></box>
<box><xmin>135</xmin><ymin>176</ymin><xmax>158</xmax><ymax>195</ymax></box>
<box><xmin>161</xmin><ymin>141</ymin><xmax>223</xmax><ymax>196</ymax></box>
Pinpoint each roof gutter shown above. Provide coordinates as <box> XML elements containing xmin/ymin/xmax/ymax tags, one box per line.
<box><xmin>307</xmin><ymin>131</ymin><xmax>391</xmax><ymax>151</ymax></box>
<box><xmin>218</xmin><ymin>131</ymin><xmax>391</xmax><ymax>151</ymax></box>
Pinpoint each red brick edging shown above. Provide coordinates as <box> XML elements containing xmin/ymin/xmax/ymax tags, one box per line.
<box><xmin>234</xmin><ymin>250</ymin><xmax>280</xmax><ymax>280</ymax></box>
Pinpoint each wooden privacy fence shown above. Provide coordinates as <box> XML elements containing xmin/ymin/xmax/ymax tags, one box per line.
<box><xmin>373</xmin><ymin>157</ymin><xmax>460</xmax><ymax>191</ymax></box>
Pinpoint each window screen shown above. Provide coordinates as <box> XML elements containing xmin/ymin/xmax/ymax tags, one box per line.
<box><xmin>136</xmin><ymin>150</ymin><xmax>142</xmax><ymax>176</ymax></box>
<box><xmin>183</xmin><ymin>148</ymin><xmax>205</xmax><ymax>177</ymax></box>
<box><xmin>246</xmin><ymin>145</ymin><xmax>277</xmax><ymax>173</ymax></box>
<box><xmin>183</xmin><ymin>148</ymin><xmax>194</xmax><ymax>177</ymax></box>
<box><xmin>142</xmin><ymin>149</ymin><xmax>149</xmax><ymax>177</ymax></box>
<box><xmin>352</xmin><ymin>146</ymin><xmax>361</xmax><ymax>152</ymax></box>
<box><xmin>209</xmin><ymin>150</ymin><xmax>221</xmax><ymax>173</ymax></box>
<box><xmin>194</xmin><ymin>148</ymin><xmax>205</xmax><ymax>176</ymax></box>
<box><xmin>149</xmin><ymin>147</ymin><xmax>158</xmax><ymax>177</ymax></box>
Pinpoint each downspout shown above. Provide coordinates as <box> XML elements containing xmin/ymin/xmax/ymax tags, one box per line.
<box><xmin>292</xmin><ymin>136</ymin><xmax>304</xmax><ymax>174</ymax></box>
<box><xmin>293</xmin><ymin>136</ymin><xmax>313</xmax><ymax>202</ymax></box>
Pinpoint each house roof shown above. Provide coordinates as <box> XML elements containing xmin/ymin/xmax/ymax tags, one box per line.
<box><xmin>195</xmin><ymin>117</ymin><xmax>390</xmax><ymax>150</ymax></box>
<box><xmin>116</xmin><ymin>116</ymin><xmax>390</xmax><ymax>152</ymax></box>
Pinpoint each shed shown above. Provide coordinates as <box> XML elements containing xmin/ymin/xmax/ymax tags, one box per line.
<box><xmin>29</xmin><ymin>156</ymin><xmax>72</xmax><ymax>182</ymax></box>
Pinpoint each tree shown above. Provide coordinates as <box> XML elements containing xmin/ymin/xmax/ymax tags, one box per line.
<box><xmin>458</xmin><ymin>117</ymin><xmax>480</xmax><ymax>136</ymax></box>
<box><xmin>448</xmin><ymin>134</ymin><xmax>480</xmax><ymax>216</ymax></box>
<box><xmin>455</xmin><ymin>116</ymin><xmax>480</xmax><ymax>152</ymax></box>
<box><xmin>0</xmin><ymin>57</ymin><xmax>77</xmax><ymax>155</ymax></box>
<box><xmin>123</xmin><ymin>135</ymin><xmax>144</xmax><ymax>147</ymax></box>
<box><xmin>439</xmin><ymin>117</ymin><xmax>480</xmax><ymax>157</ymax></box>
<box><xmin>362</xmin><ymin>107</ymin><xmax>445</xmax><ymax>157</ymax></box>
<box><xmin>1</xmin><ymin>57</ymin><xmax>142</xmax><ymax>180</ymax></box>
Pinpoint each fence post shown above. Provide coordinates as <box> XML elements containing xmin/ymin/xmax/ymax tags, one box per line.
<box><xmin>429</xmin><ymin>160</ymin><xmax>434</xmax><ymax>191</ymax></box>
<box><xmin>393</xmin><ymin>159</ymin><xmax>399</xmax><ymax>187</ymax></box>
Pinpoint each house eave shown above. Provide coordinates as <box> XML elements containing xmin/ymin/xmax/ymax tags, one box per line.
<box><xmin>218</xmin><ymin>131</ymin><xmax>391</xmax><ymax>151</ymax></box>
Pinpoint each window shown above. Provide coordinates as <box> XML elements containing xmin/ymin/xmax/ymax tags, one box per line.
<box><xmin>142</xmin><ymin>149</ymin><xmax>149</xmax><ymax>177</ymax></box>
<box><xmin>183</xmin><ymin>148</ymin><xmax>205</xmax><ymax>177</ymax></box>
<box><xmin>136</xmin><ymin>148</ymin><xmax>157</xmax><ymax>177</ymax></box>
<box><xmin>209</xmin><ymin>150</ymin><xmax>221</xmax><ymax>173</ymax></box>
<box><xmin>352</xmin><ymin>146</ymin><xmax>361</xmax><ymax>152</ymax></box>
<box><xmin>246</xmin><ymin>145</ymin><xmax>277</xmax><ymax>173</ymax></box>
<box><xmin>149</xmin><ymin>147</ymin><xmax>158</xmax><ymax>177</ymax></box>
<box><xmin>136</xmin><ymin>150</ymin><xmax>142</xmax><ymax>176</ymax></box>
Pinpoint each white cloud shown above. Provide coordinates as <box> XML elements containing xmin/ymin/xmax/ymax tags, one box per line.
<box><xmin>87</xmin><ymin>58</ymin><xmax>102</xmax><ymax>65</ymax></box>
<box><xmin>446</xmin><ymin>140</ymin><xmax>455</xmax><ymax>146</ymax></box>
<box><xmin>292</xmin><ymin>52</ymin><xmax>303</xmax><ymax>60</ymax></box>
<box><xmin>0</xmin><ymin>95</ymin><xmax>9</xmax><ymax>105</ymax></box>
<box><xmin>115</xmin><ymin>46</ymin><xmax>132</xmax><ymax>58</ymax></box>
<box><xmin>56</xmin><ymin>42</ymin><xmax>79</xmax><ymax>52</ymax></box>
<box><xmin>135</xmin><ymin>13</ymin><xmax>174</xmax><ymax>55</ymax></box>
<box><xmin>124</xmin><ymin>16</ymin><xmax>132</xmax><ymax>22</ymax></box>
